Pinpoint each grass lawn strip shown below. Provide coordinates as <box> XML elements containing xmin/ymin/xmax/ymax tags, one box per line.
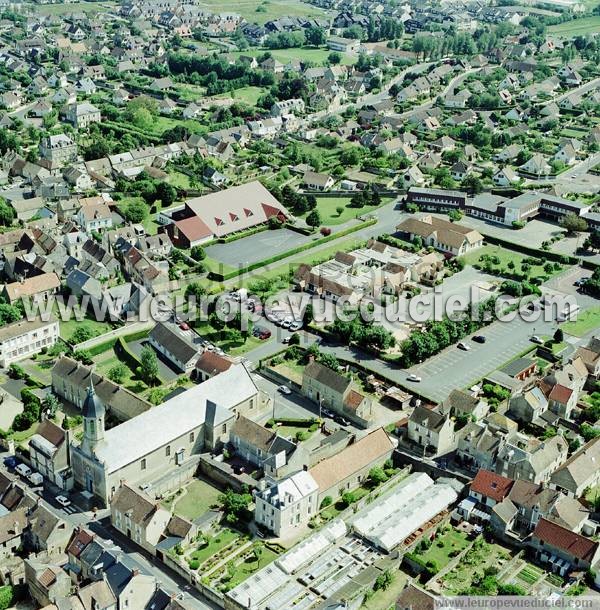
<box><xmin>562</xmin><ymin>307</ymin><xmax>600</xmax><ymax>338</ymax></box>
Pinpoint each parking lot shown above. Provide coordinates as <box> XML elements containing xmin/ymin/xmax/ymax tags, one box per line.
<box><xmin>205</xmin><ymin>228</ymin><xmax>316</xmax><ymax>267</ymax></box>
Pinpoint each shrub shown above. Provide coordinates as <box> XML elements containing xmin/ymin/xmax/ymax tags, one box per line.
<box><xmin>189</xmin><ymin>559</ymin><xmax>200</xmax><ymax>570</ymax></box>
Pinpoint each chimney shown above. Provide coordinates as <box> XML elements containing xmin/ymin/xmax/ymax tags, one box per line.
<box><xmin>13</xmin><ymin>520</ymin><xmax>20</xmax><ymax>536</ymax></box>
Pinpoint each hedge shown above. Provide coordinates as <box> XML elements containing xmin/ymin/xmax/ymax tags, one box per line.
<box><xmin>208</xmin><ymin>218</ymin><xmax>377</xmax><ymax>282</ymax></box>
<box><xmin>114</xmin><ymin>337</ymin><xmax>142</xmax><ymax>371</ymax></box>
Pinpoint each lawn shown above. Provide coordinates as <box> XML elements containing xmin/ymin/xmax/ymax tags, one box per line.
<box><xmin>460</xmin><ymin>244</ymin><xmax>563</xmax><ymax>281</ymax></box>
<box><xmin>36</xmin><ymin>0</ymin><xmax>116</xmax><ymax>13</ymax></box>
<box><xmin>168</xmin><ymin>478</ymin><xmax>222</xmax><ymax>521</ymax></box>
<box><xmin>363</xmin><ymin>569</ymin><xmax>408</xmax><ymax>610</ymax></box>
<box><xmin>303</xmin><ymin>196</ymin><xmax>391</xmax><ymax>226</ymax></box>
<box><xmin>168</xmin><ymin>171</ymin><xmax>193</xmax><ymax>190</ymax></box>
<box><xmin>417</xmin><ymin>528</ymin><xmax>470</xmax><ymax>571</ymax></box>
<box><xmin>199</xmin><ymin>0</ymin><xmax>327</xmax><ymax>25</ymax></box>
<box><xmin>188</xmin><ymin>528</ymin><xmax>240</xmax><ymax>566</ymax></box>
<box><xmin>562</xmin><ymin>307</ymin><xmax>600</xmax><ymax>338</ymax></box>
<box><xmin>228</xmin><ymin>46</ymin><xmax>356</xmax><ymax>66</ymax></box>
<box><xmin>216</xmin><ymin>86</ymin><xmax>268</xmax><ymax>106</ymax></box>
<box><xmin>59</xmin><ymin>318</ymin><xmax>114</xmax><ymax>343</ymax></box>
<box><xmin>516</xmin><ymin>564</ymin><xmax>544</xmax><ymax>586</ymax></box>
<box><xmin>549</xmin><ymin>15</ymin><xmax>600</xmax><ymax>36</ymax></box>
<box><xmin>224</xmin><ymin>543</ymin><xmax>280</xmax><ymax>589</ymax></box>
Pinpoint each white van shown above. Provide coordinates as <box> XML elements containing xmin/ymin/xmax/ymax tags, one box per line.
<box><xmin>28</xmin><ymin>472</ymin><xmax>43</xmax><ymax>486</ymax></box>
<box><xmin>15</xmin><ymin>463</ymin><xmax>32</xmax><ymax>478</ymax></box>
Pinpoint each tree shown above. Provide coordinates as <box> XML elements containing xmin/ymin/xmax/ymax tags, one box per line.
<box><xmin>306</xmin><ymin>209</ymin><xmax>321</xmax><ymax>228</ymax></box>
<box><xmin>328</xmin><ymin>51</ymin><xmax>342</xmax><ymax>65</ymax></box>
<box><xmin>139</xmin><ymin>347</ymin><xmax>159</xmax><ymax>386</ymax></box>
<box><xmin>252</xmin><ymin>543</ymin><xmax>264</xmax><ymax>568</ymax></box>
<box><xmin>306</xmin><ymin>26</ymin><xmax>326</xmax><ymax>47</ymax></box>
<box><xmin>374</xmin><ymin>570</ymin><xmax>394</xmax><ymax>591</ymax></box>
<box><xmin>0</xmin><ymin>586</ymin><xmax>15</xmax><ymax>610</ymax></box>
<box><xmin>155</xmin><ymin>182</ymin><xmax>177</xmax><ymax>207</ymax></box>
<box><xmin>336</xmin><ymin>206</ymin><xmax>344</xmax><ymax>217</ymax></box>
<box><xmin>185</xmin><ymin>282</ymin><xmax>207</xmax><ymax>301</ymax></box>
<box><xmin>0</xmin><ymin>199</ymin><xmax>15</xmax><ymax>227</ymax></box>
<box><xmin>554</xmin><ymin>328</ymin><xmax>564</xmax><ymax>343</ymax></box>
<box><xmin>341</xmin><ymin>491</ymin><xmax>356</xmax><ymax>507</ymax></box>
<box><xmin>122</xmin><ymin>199</ymin><xmax>149</xmax><ymax>223</ymax></box>
<box><xmin>560</xmin><ymin>212</ymin><xmax>588</xmax><ymax>234</ymax></box>
<box><xmin>218</xmin><ymin>489</ymin><xmax>252</xmax><ymax>524</ymax></box>
<box><xmin>368</xmin><ymin>466</ymin><xmax>388</xmax><ymax>486</ymax></box>
<box><xmin>70</xmin><ymin>325</ymin><xmax>95</xmax><ymax>344</ymax></box>
<box><xmin>320</xmin><ymin>496</ymin><xmax>333</xmax><ymax>509</ymax></box>
<box><xmin>448</xmin><ymin>209</ymin><xmax>463</xmax><ymax>222</ymax></box>
<box><xmin>42</xmin><ymin>393</ymin><xmax>60</xmax><ymax>419</ymax></box>
<box><xmin>190</xmin><ymin>246</ymin><xmax>206</xmax><ymax>261</ymax></box>
<box><xmin>108</xmin><ymin>363</ymin><xmax>128</xmax><ymax>384</ymax></box>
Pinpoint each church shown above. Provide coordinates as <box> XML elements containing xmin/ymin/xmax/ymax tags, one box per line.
<box><xmin>69</xmin><ymin>363</ymin><xmax>269</xmax><ymax>506</ymax></box>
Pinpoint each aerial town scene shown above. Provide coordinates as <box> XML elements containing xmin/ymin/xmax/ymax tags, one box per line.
<box><xmin>0</xmin><ymin>0</ymin><xmax>599</xmax><ymax>609</ymax></box>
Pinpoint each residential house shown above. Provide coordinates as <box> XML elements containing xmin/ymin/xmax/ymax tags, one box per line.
<box><xmin>254</xmin><ymin>470</ymin><xmax>319</xmax><ymax>538</ymax></box>
<box><xmin>530</xmin><ymin>518</ymin><xmax>599</xmax><ymax>576</ymax></box>
<box><xmin>396</xmin><ymin>215</ymin><xmax>484</xmax><ymax>256</ymax></box>
<box><xmin>26</xmin><ymin>503</ymin><xmax>73</xmax><ymax>555</ymax></box>
<box><xmin>309</xmin><ymin>427</ymin><xmax>396</xmax><ymax>505</ymax></box>
<box><xmin>550</xmin><ymin>437</ymin><xmax>600</xmax><ymax>498</ymax></box>
<box><xmin>194</xmin><ymin>351</ymin><xmax>233</xmax><ymax>382</ymax></box>
<box><xmin>469</xmin><ymin>469</ymin><xmax>514</xmax><ymax>510</ymax></box>
<box><xmin>407</xmin><ymin>406</ymin><xmax>456</xmax><ymax>457</ymax></box>
<box><xmin>2</xmin><ymin>272</ymin><xmax>61</xmax><ymax>305</ymax></box>
<box><xmin>110</xmin><ymin>484</ymin><xmax>171</xmax><ymax>555</ymax></box>
<box><xmin>301</xmin><ymin>360</ymin><xmax>374</xmax><ymax>428</ymax></box>
<box><xmin>495</xmin><ymin>433</ymin><xmax>568</xmax><ymax>484</ymax></box>
<box><xmin>64</xmin><ymin>102</ymin><xmax>101</xmax><ymax>128</ymax></box>
<box><xmin>303</xmin><ymin>171</ymin><xmax>334</xmax><ymax>191</ymax></box>
<box><xmin>29</xmin><ymin>419</ymin><xmax>71</xmax><ymax>490</ymax></box>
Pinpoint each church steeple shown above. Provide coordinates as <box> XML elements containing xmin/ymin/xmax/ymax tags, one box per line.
<box><xmin>82</xmin><ymin>374</ymin><xmax>105</xmax><ymax>450</ymax></box>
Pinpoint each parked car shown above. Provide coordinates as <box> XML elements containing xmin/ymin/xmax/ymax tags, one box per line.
<box><xmin>531</xmin><ymin>335</ymin><xmax>544</xmax><ymax>344</ymax></box>
<box><xmin>258</xmin><ymin>329</ymin><xmax>271</xmax><ymax>340</ymax></box>
<box><xmin>278</xmin><ymin>385</ymin><xmax>291</xmax><ymax>395</ymax></box>
<box><xmin>472</xmin><ymin>335</ymin><xmax>486</xmax><ymax>344</ymax></box>
<box><xmin>407</xmin><ymin>373</ymin><xmax>422</xmax><ymax>382</ymax></box>
<box><xmin>282</xmin><ymin>336</ymin><xmax>291</xmax><ymax>344</ymax></box>
<box><xmin>335</xmin><ymin>415</ymin><xmax>350</xmax><ymax>426</ymax></box>
<box><xmin>55</xmin><ymin>495</ymin><xmax>71</xmax><ymax>508</ymax></box>
<box><xmin>15</xmin><ymin>464</ymin><xmax>32</xmax><ymax>478</ymax></box>
<box><xmin>289</xmin><ymin>321</ymin><xmax>303</xmax><ymax>331</ymax></box>
<box><xmin>179</xmin><ymin>322</ymin><xmax>190</xmax><ymax>331</ymax></box>
<box><xmin>457</xmin><ymin>341</ymin><xmax>470</xmax><ymax>351</ymax></box>
<box><xmin>281</xmin><ymin>317</ymin><xmax>294</xmax><ymax>329</ymax></box>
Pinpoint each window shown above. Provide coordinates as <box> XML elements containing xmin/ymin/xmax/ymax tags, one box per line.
<box><xmin>141</xmin><ymin>459</ymin><xmax>146</xmax><ymax>470</ymax></box>
<box><xmin>166</xmin><ymin>446</ymin><xmax>170</xmax><ymax>457</ymax></box>
<box><xmin>222</xmin><ymin>424</ymin><xmax>227</xmax><ymax>433</ymax></box>
<box><xmin>189</xmin><ymin>432</ymin><xmax>194</xmax><ymax>443</ymax></box>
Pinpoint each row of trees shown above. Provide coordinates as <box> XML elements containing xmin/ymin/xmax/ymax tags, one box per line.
<box><xmin>328</xmin><ymin>317</ymin><xmax>396</xmax><ymax>351</ymax></box>
<box><xmin>399</xmin><ymin>299</ymin><xmax>497</xmax><ymax>367</ymax></box>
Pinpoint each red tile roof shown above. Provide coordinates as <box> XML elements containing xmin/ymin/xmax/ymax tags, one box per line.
<box><xmin>470</xmin><ymin>469</ymin><xmax>514</xmax><ymax>502</ymax></box>
<box><xmin>549</xmin><ymin>383</ymin><xmax>573</xmax><ymax>404</ymax></box>
<box><xmin>175</xmin><ymin>216</ymin><xmax>212</xmax><ymax>241</ymax></box>
<box><xmin>533</xmin><ymin>518</ymin><xmax>598</xmax><ymax>563</ymax></box>
<box><xmin>66</xmin><ymin>528</ymin><xmax>93</xmax><ymax>558</ymax></box>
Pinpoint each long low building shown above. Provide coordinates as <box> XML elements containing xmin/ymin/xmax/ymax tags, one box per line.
<box><xmin>161</xmin><ymin>181</ymin><xmax>288</xmax><ymax>247</ymax></box>
<box><xmin>0</xmin><ymin>317</ymin><xmax>59</xmax><ymax>367</ymax></box>
<box><xmin>404</xmin><ymin>186</ymin><xmax>595</xmax><ymax>227</ymax></box>
<box><xmin>351</xmin><ymin>472</ymin><xmax>458</xmax><ymax>552</ymax></box>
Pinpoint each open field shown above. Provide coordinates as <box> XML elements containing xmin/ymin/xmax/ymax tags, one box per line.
<box><xmin>59</xmin><ymin>318</ymin><xmax>114</xmax><ymax>342</ymax></box>
<box><xmin>549</xmin><ymin>15</ymin><xmax>600</xmax><ymax>36</ymax></box>
<box><xmin>216</xmin><ymin>86</ymin><xmax>268</xmax><ymax>106</ymax></box>
<box><xmin>31</xmin><ymin>0</ymin><xmax>117</xmax><ymax>14</ymax></box>
<box><xmin>562</xmin><ymin>307</ymin><xmax>600</xmax><ymax>337</ymax></box>
<box><xmin>228</xmin><ymin>47</ymin><xmax>357</xmax><ymax>66</ymax></box>
<box><xmin>301</xmin><ymin>196</ymin><xmax>391</xmax><ymax>226</ymax></box>
<box><xmin>198</xmin><ymin>0</ymin><xmax>327</xmax><ymax>25</ymax></box>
